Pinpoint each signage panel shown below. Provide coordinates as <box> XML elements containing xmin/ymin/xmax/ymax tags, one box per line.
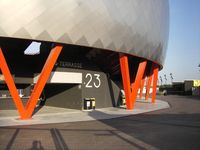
<box><xmin>193</xmin><ymin>80</ymin><xmax>200</xmax><ymax>87</ymax></box>
<box><xmin>34</xmin><ymin>72</ymin><xmax>82</xmax><ymax>84</ymax></box>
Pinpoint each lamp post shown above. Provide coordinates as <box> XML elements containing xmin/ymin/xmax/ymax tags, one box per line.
<box><xmin>159</xmin><ymin>76</ymin><xmax>163</xmax><ymax>86</ymax></box>
<box><xmin>164</xmin><ymin>74</ymin><xmax>167</xmax><ymax>85</ymax></box>
<box><xmin>170</xmin><ymin>73</ymin><xmax>173</xmax><ymax>84</ymax></box>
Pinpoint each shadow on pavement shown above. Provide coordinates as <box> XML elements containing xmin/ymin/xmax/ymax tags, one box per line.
<box><xmin>1</xmin><ymin>95</ymin><xmax>200</xmax><ymax>150</ymax></box>
<box><xmin>3</xmin><ymin>127</ymin><xmax>69</xmax><ymax>150</ymax></box>
<box><xmin>28</xmin><ymin>140</ymin><xmax>44</xmax><ymax>150</ymax></box>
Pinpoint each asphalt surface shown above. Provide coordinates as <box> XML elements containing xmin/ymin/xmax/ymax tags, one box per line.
<box><xmin>0</xmin><ymin>95</ymin><xmax>200</xmax><ymax>150</ymax></box>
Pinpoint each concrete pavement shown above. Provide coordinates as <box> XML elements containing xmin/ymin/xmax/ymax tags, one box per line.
<box><xmin>0</xmin><ymin>95</ymin><xmax>200</xmax><ymax>150</ymax></box>
<box><xmin>0</xmin><ymin>99</ymin><xmax>169</xmax><ymax>127</ymax></box>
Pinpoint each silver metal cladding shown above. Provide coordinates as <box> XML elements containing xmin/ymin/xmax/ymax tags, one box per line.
<box><xmin>0</xmin><ymin>0</ymin><xmax>169</xmax><ymax>66</ymax></box>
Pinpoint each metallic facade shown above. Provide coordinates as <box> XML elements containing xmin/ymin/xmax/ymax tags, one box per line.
<box><xmin>0</xmin><ymin>0</ymin><xmax>169</xmax><ymax>67</ymax></box>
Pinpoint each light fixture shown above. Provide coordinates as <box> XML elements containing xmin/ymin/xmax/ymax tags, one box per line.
<box><xmin>24</xmin><ymin>41</ymin><xmax>41</xmax><ymax>55</ymax></box>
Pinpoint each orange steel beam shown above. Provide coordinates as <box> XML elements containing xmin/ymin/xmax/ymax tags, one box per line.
<box><xmin>145</xmin><ymin>66</ymin><xmax>154</xmax><ymax>100</ymax></box>
<box><xmin>24</xmin><ymin>45</ymin><xmax>63</xmax><ymax>119</ymax></box>
<box><xmin>151</xmin><ymin>65</ymin><xmax>159</xmax><ymax>103</ymax></box>
<box><xmin>119</xmin><ymin>54</ymin><xmax>147</xmax><ymax>109</ymax></box>
<box><xmin>140</xmin><ymin>77</ymin><xmax>146</xmax><ymax>99</ymax></box>
<box><xmin>0</xmin><ymin>45</ymin><xmax>63</xmax><ymax>119</ymax></box>
<box><xmin>119</xmin><ymin>54</ymin><xmax>133</xmax><ymax>109</ymax></box>
<box><xmin>131</xmin><ymin>61</ymin><xmax>147</xmax><ymax>104</ymax></box>
<box><xmin>0</xmin><ymin>48</ymin><xmax>26</xmax><ymax>117</ymax></box>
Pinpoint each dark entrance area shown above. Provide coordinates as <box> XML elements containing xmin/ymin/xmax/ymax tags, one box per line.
<box><xmin>44</xmin><ymin>84</ymin><xmax>82</xmax><ymax>110</ymax></box>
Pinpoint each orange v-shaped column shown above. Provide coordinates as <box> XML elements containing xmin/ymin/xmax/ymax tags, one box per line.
<box><xmin>145</xmin><ymin>64</ymin><xmax>159</xmax><ymax>103</ymax></box>
<box><xmin>119</xmin><ymin>54</ymin><xmax>147</xmax><ymax>110</ymax></box>
<box><xmin>0</xmin><ymin>48</ymin><xmax>26</xmax><ymax>116</ymax></box>
<box><xmin>151</xmin><ymin>64</ymin><xmax>159</xmax><ymax>103</ymax></box>
<box><xmin>131</xmin><ymin>60</ymin><xmax>147</xmax><ymax>105</ymax></box>
<box><xmin>119</xmin><ymin>55</ymin><xmax>132</xmax><ymax>109</ymax></box>
<box><xmin>140</xmin><ymin>76</ymin><xmax>146</xmax><ymax>99</ymax></box>
<box><xmin>0</xmin><ymin>45</ymin><xmax>63</xmax><ymax>119</ymax></box>
<box><xmin>145</xmin><ymin>65</ymin><xmax>154</xmax><ymax>100</ymax></box>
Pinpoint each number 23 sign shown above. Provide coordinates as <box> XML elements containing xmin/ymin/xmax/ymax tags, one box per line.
<box><xmin>84</xmin><ymin>73</ymin><xmax>101</xmax><ymax>88</ymax></box>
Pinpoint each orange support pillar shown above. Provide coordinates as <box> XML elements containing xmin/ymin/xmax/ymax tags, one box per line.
<box><xmin>140</xmin><ymin>77</ymin><xmax>146</xmax><ymax>99</ymax></box>
<box><xmin>0</xmin><ymin>48</ymin><xmax>26</xmax><ymax>117</ymax></box>
<box><xmin>152</xmin><ymin>65</ymin><xmax>159</xmax><ymax>103</ymax></box>
<box><xmin>119</xmin><ymin>54</ymin><xmax>133</xmax><ymax>109</ymax></box>
<box><xmin>145</xmin><ymin>66</ymin><xmax>154</xmax><ymax>100</ymax></box>
<box><xmin>120</xmin><ymin>54</ymin><xmax>147</xmax><ymax>109</ymax></box>
<box><xmin>0</xmin><ymin>45</ymin><xmax>63</xmax><ymax>119</ymax></box>
<box><xmin>24</xmin><ymin>45</ymin><xmax>63</xmax><ymax>119</ymax></box>
<box><xmin>131</xmin><ymin>61</ymin><xmax>147</xmax><ymax>103</ymax></box>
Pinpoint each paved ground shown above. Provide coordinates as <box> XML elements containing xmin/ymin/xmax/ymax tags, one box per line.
<box><xmin>0</xmin><ymin>99</ymin><xmax>169</xmax><ymax>126</ymax></box>
<box><xmin>0</xmin><ymin>95</ymin><xmax>200</xmax><ymax>150</ymax></box>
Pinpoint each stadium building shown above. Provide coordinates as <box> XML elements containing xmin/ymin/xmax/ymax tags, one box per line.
<box><xmin>0</xmin><ymin>0</ymin><xmax>169</xmax><ymax>119</ymax></box>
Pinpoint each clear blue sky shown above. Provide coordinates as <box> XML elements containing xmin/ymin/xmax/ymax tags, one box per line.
<box><xmin>159</xmin><ymin>0</ymin><xmax>200</xmax><ymax>83</ymax></box>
